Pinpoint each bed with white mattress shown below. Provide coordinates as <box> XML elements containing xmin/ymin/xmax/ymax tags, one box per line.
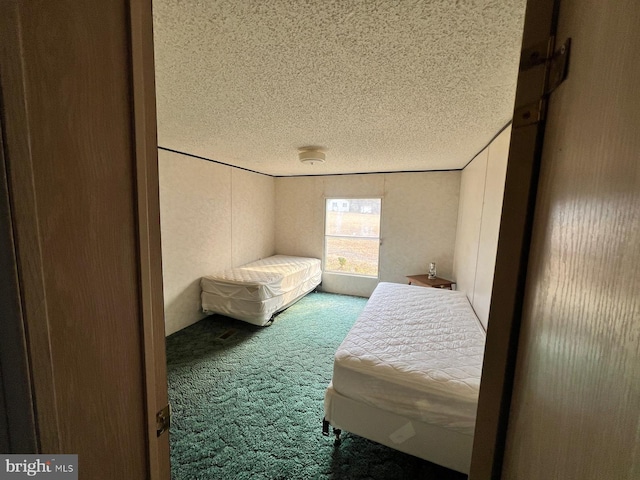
<box><xmin>201</xmin><ymin>255</ymin><xmax>321</xmax><ymax>326</ymax></box>
<box><xmin>323</xmin><ymin>282</ymin><xmax>485</xmax><ymax>474</ymax></box>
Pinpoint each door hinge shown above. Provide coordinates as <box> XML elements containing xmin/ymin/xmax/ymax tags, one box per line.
<box><xmin>514</xmin><ymin>100</ymin><xmax>547</xmax><ymax>129</ymax></box>
<box><xmin>514</xmin><ymin>37</ymin><xmax>571</xmax><ymax>128</ymax></box>
<box><xmin>156</xmin><ymin>403</ymin><xmax>171</xmax><ymax>437</ymax></box>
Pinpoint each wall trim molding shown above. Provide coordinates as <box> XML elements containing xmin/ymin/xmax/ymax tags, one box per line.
<box><xmin>158</xmin><ymin>146</ymin><xmax>463</xmax><ymax>178</ymax></box>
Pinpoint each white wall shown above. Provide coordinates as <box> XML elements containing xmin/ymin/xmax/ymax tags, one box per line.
<box><xmin>158</xmin><ymin>150</ymin><xmax>275</xmax><ymax>335</ymax></box>
<box><xmin>275</xmin><ymin>171</ymin><xmax>460</xmax><ymax>297</ymax></box>
<box><xmin>453</xmin><ymin>125</ymin><xmax>511</xmax><ymax>328</ymax></box>
<box><xmin>454</xmin><ymin>149</ymin><xmax>488</xmax><ymax>299</ymax></box>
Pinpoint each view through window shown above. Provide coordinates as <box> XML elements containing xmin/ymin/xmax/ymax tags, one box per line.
<box><xmin>324</xmin><ymin>198</ymin><xmax>381</xmax><ymax>277</ymax></box>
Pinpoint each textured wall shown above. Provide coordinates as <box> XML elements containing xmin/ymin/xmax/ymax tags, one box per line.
<box><xmin>453</xmin><ymin>126</ymin><xmax>510</xmax><ymax>328</ymax></box>
<box><xmin>275</xmin><ymin>172</ymin><xmax>460</xmax><ymax>297</ymax></box>
<box><xmin>159</xmin><ymin>150</ymin><xmax>275</xmax><ymax>335</ymax></box>
<box><xmin>273</xmin><ymin>176</ymin><xmax>325</xmax><ymax>259</ymax></box>
<box><xmin>382</xmin><ymin>172</ymin><xmax>460</xmax><ymax>283</ymax></box>
<box><xmin>454</xmin><ymin>149</ymin><xmax>487</xmax><ymax>302</ymax></box>
<box><xmin>231</xmin><ymin>168</ymin><xmax>276</xmax><ymax>266</ymax></box>
<box><xmin>472</xmin><ymin>127</ymin><xmax>510</xmax><ymax>323</ymax></box>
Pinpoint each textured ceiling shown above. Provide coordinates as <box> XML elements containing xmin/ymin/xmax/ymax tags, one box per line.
<box><xmin>153</xmin><ymin>0</ymin><xmax>526</xmax><ymax>176</ymax></box>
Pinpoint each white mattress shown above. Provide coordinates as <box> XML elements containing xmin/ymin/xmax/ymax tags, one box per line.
<box><xmin>201</xmin><ymin>255</ymin><xmax>321</xmax><ymax>325</ymax></box>
<box><xmin>332</xmin><ymin>282</ymin><xmax>486</xmax><ymax>435</ymax></box>
<box><xmin>324</xmin><ymin>384</ymin><xmax>474</xmax><ymax>474</ymax></box>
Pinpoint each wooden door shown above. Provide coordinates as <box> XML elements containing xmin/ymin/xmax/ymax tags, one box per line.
<box><xmin>471</xmin><ymin>0</ymin><xmax>640</xmax><ymax>478</ymax></box>
<box><xmin>0</xmin><ymin>1</ymin><xmax>169</xmax><ymax>478</ymax></box>
<box><xmin>500</xmin><ymin>0</ymin><xmax>640</xmax><ymax>477</ymax></box>
<box><xmin>471</xmin><ymin>0</ymin><xmax>640</xmax><ymax>477</ymax></box>
<box><xmin>0</xmin><ymin>94</ymin><xmax>38</xmax><ymax>454</ymax></box>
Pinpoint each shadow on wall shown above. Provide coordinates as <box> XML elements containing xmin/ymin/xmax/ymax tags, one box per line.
<box><xmin>164</xmin><ymin>278</ymin><xmax>207</xmax><ymax>336</ymax></box>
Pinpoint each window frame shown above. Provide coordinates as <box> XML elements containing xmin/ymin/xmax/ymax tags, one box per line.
<box><xmin>323</xmin><ymin>196</ymin><xmax>382</xmax><ymax>278</ymax></box>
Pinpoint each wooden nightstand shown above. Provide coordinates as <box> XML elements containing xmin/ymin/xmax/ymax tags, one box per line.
<box><xmin>406</xmin><ymin>274</ymin><xmax>456</xmax><ymax>290</ymax></box>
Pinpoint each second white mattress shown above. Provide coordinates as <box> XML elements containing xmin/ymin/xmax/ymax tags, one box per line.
<box><xmin>332</xmin><ymin>282</ymin><xmax>486</xmax><ymax>435</ymax></box>
<box><xmin>200</xmin><ymin>255</ymin><xmax>322</xmax><ymax>325</ymax></box>
<box><xmin>201</xmin><ymin>255</ymin><xmax>321</xmax><ymax>301</ymax></box>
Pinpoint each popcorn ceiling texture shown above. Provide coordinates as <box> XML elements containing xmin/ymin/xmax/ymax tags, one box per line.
<box><xmin>153</xmin><ymin>0</ymin><xmax>526</xmax><ymax>176</ymax></box>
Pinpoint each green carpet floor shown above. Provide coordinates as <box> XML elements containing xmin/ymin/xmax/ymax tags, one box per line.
<box><xmin>166</xmin><ymin>292</ymin><xmax>467</xmax><ymax>480</ymax></box>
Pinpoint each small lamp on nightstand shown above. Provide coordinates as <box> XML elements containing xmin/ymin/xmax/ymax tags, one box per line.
<box><xmin>428</xmin><ymin>262</ymin><xmax>437</xmax><ymax>279</ymax></box>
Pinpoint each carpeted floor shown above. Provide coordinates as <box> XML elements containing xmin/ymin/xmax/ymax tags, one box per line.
<box><xmin>166</xmin><ymin>292</ymin><xmax>467</xmax><ymax>480</ymax></box>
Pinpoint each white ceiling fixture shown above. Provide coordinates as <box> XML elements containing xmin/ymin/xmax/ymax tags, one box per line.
<box><xmin>298</xmin><ymin>148</ymin><xmax>326</xmax><ymax>166</ymax></box>
<box><xmin>153</xmin><ymin>0</ymin><xmax>527</xmax><ymax>176</ymax></box>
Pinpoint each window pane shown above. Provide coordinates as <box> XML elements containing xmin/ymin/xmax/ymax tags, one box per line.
<box><xmin>325</xmin><ymin>199</ymin><xmax>381</xmax><ymax>236</ymax></box>
<box><xmin>325</xmin><ymin>237</ymin><xmax>379</xmax><ymax>276</ymax></box>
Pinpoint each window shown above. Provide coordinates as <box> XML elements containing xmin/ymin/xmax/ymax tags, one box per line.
<box><xmin>324</xmin><ymin>198</ymin><xmax>381</xmax><ymax>277</ymax></box>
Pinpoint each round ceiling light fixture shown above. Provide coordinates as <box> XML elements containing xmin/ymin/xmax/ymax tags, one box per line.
<box><xmin>298</xmin><ymin>148</ymin><xmax>326</xmax><ymax>165</ymax></box>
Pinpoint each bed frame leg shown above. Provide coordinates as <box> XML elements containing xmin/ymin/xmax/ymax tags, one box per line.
<box><xmin>322</xmin><ymin>418</ymin><xmax>342</xmax><ymax>444</ymax></box>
